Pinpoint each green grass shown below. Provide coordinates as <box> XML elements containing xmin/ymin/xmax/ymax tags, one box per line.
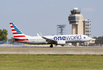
<box><xmin>0</xmin><ymin>54</ymin><xmax>103</xmax><ymax>70</ymax></box>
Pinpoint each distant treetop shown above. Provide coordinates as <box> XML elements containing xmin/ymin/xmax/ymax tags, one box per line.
<box><xmin>0</xmin><ymin>29</ymin><xmax>8</xmax><ymax>41</ymax></box>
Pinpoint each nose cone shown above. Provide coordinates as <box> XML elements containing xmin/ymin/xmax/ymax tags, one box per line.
<box><xmin>89</xmin><ymin>37</ymin><xmax>92</xmax><ymax>40</ymax></box>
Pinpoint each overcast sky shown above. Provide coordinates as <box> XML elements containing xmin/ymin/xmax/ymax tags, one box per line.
<box><xmin>0</xmin><ymin>0</ymin><xmax>103</xmax><ymax>38</ymax></box>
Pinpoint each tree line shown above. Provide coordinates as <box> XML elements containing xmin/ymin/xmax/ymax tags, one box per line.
<box><xmin>0</xmin><ymin>29</ymin><xmax>8</xmax><ymax>41</ymax></box>
<box><xmin>93</xmin><ymin>36</ymin><xmax>103</xmax><ymax>40</ymax></box>
<box><xmin>0</xmin><ymin>29</ymin><xmax>15</xmax><ymax>43</ymax></box>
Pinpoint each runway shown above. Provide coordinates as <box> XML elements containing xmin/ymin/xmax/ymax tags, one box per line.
<box><xmin>0</xmin><ymin>45</ymin><xmax>103</xmax><ymax>54</ymax></box>
<box><xmin>0</xmin><ymin>44</ymin><xmax>103</xmax><ymax>49</ymax></box>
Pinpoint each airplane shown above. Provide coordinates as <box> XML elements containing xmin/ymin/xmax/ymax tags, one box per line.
<box><xmin>9</xmin><ymin>23</ymin><xmax>92</xmax><ymax>48</ymax></box>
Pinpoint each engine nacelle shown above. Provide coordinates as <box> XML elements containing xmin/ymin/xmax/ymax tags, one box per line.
<box><xmin>57</xmin><ymin>41</ymin><xmax>65</xmax><ymax>45</ymax></box>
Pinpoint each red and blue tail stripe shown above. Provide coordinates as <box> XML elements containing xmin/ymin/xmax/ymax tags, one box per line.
<box><xmin>9</xmin><ymin>23</ymin><xmax>29</xmax><ymax>41</ymax></box>
<box><xmin>10</xmin><ymin>23</ymin><xmax>22</xmax><ymax>34</ymax></box>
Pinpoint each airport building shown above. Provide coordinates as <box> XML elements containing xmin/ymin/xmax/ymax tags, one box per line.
<box><xmin>68</xmin><ymin>8</ymin><xmax>91</xmax><ymax>37</ymax></box>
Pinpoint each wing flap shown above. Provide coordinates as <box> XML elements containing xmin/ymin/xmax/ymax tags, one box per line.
<box><xmin>42</xmin><ymin>36</ymin><xmax>57</xmax><ymax>44</ymax></box>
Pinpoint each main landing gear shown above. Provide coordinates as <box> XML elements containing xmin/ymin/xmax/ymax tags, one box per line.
<box><xmin>50</xmin><ymin>44</ymin><xmax>53</xmax><ymax>48</ymax></box>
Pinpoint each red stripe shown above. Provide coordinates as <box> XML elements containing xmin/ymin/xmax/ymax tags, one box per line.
<box><xmin>11</xmin><ymin>26</ymin><xmax>13</xmax><ymax>28</ymax></box>
<box><xmin>15</xmin><ymin>39</ymin><xmax>29</xmax><ymax>41</ymax></box>
<box><xmin>13</xmin><ymin>32</ymin><xmax>18</xmax><ymax>34</ymax></box>
<box><xmin>14</xmin><ymin>35</ymin><xmax>26</xmax><ymax>38</ymax></box>
<box><xmin>12</xmin><ymin>29</ymin><xmax>16</xmax><ymax>31</ymax></box>
<box><xmin>10</xmin><ymin>23</ymin><xmax>12</xmax><ymax>24</ymax></box>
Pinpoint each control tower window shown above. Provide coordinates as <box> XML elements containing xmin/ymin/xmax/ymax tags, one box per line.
<box><xmin>85</xmin><ymin>24</ymin><xmax>90</xmax><ymax>26</ymax></box>
<box><xmin>85</xmin><ymin>27</ymin><xmax>89</xmax><ymax>29</ymax></box>
<box><xmin>70</xmin><ymin>21</ymin><xmax>79</xmax><ymax>23</ymax></box>
<box><xmin>85</xmin><ymin>30</ymin><xmax>90</xmax><ymax>32</ymax></box>
<box><xmin>85</xmin><ymin>21</ymin><xmax>90</xmax><ymax>23</ymax></box>
<box><xmin>86</xmin><ymin>34</ymin><xmax>89</xmax><ymax>36</ymax></box>
<box><xmin>69</xmin><ymin>16</ymin><xmax>79</xmax><ymax>20</ymax></box>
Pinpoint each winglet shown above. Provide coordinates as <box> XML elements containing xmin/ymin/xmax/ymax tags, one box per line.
<box><xmin>39</xmin><ymin>32</ymin><xmax>43</xmax><ymax>37</ymax></box>
<box><xmin>37</xmin><ymin>33</ymin><xmax>40</xmax><ymax>36</ymax></box>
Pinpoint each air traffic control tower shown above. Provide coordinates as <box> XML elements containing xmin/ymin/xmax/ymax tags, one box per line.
<box><xmin>68</xmin><ymin>8</ymin><xmax>91</xmax><ymax>37</ymax></box>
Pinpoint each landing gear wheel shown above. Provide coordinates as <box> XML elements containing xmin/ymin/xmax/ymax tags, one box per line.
<box><xmin>61</xmin><ymin>45</ymin><xmax>64</xmax><ymax>46</ymax></box>
<box><xmin>50</xmin><ymin>44</ymin><xmax>53</xmax><ymax>48</ymax></box>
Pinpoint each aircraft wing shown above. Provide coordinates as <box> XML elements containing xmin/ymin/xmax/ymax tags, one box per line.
<box><xmin>40</xmin><ymin>33</ymin><xmax>57</xmax><ymax>44</ymax></box>
<box><xmin>42</xmin><ymin>36</ymin><xmax>57</xmax><ymax>44</ymax></box>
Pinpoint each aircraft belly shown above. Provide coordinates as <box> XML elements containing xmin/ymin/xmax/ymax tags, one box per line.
<box><xmin>28</xmin><ymin>39</ymin><xmax>47</xmax><ymax>44</ymax></box>
<box><xmin>66</xmin><ymin>40</ymin><xmax>80</xmax><ymax>43</ymax></box>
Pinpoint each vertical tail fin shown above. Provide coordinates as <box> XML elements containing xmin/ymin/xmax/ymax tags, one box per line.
<box><xmin>9</xmin><ymin>23</ymin><xmax>29</xmax><ymax>41</ymax></box>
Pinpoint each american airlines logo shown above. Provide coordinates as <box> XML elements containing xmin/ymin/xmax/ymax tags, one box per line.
<box><xmin>54</xmin><ymin>35</ymin><xmax>82</xmax><ymax>40</ymax></box>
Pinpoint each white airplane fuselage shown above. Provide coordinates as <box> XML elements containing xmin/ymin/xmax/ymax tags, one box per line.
<box><xmin>19</xmin><ymin>34</ymin><xmax>92</xmax><ymax>44</ymax></box>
